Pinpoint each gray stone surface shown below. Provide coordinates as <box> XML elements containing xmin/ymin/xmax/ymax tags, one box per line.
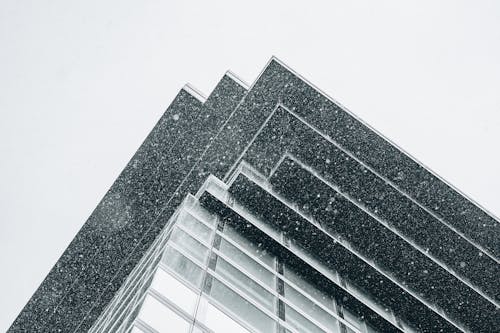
<box><xmin>237</xmin><ymin>105</ymin><xmax>499</xmax><ymax>304</ymax></box>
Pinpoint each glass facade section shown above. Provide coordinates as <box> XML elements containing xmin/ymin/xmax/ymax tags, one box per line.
<box><xmin>177</xmin><ymin>211</ymin><xmax>213</xmax><ymax>244</ymax></box>
<box><xmin>223</xmin><ymin>224</ymin><xmax>276</xmax><ymax>267</ymax></box>
<box><xmin>343</xmin><ymin>307</ymin><xmax>364</xmax><ymax>333</ymax></box>
<box><xmin>162</xmin><ymin>246</ymin><xmax>204</xmax><ymax>287</ymax></box>
<box><xmin>284</xmin><ymin>267</ymin><xmax>335</xmax><ymax>310</ymax></box>
<box><xmin>169</xmin><ymin>227</ymin><xmax>209</xmax><ymax>264</ymax></box>
<box><xmin>129</xmin><ymin>326</ymin><xmax>145</xmax><ymax>333</ymax></box>
<box><xmin>284</xmin><ymin>304</ymin><xmax>328</xmax><ymax>333</ymax></box>
<box><xmin>136</xmin><ymin>295</ymin><xmax>190</xmax><ymax>332</ymax></box>
<box><xmin>96</xmin><ymin>196</ymin><xmax>382</xmax><ymax>333</ymax></box>
<box><xmin>203</xmin><ymin>303</ymin><xmax>252</xmax><ymax>333</ymax></box>
<box><xmin>214</xmin><ymin>257</ymin><xmax>275</xmax><ymax>311</ymax></box>
<box><xmin>218</xmin><ymin>238</ymin><xmax>275</xmax><ymax>287</ymax></box>
<box><xmin>210</xmin><ymin>278</ymin><xmax>277</xmax><ymax>332</ymax></box>
<box><xmin>150</xmin><ymin>268</ymin><xmax>198</xmax><ymax>315</ymax></box>
<box><xmin>284</xmin><ymin>283</ymin><xmax>339</xmax><ymax>331</ymax></box>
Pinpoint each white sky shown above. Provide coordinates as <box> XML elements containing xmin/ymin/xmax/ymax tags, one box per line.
<box><xmin>0</xmin><ymin>0</ymin><xmax>499</xmax><ymax>331</ymax></box>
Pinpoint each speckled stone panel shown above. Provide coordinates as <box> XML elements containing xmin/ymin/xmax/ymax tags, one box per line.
<box><xmin>9</xmin><ymin>76</ymin><xmax>246</xmax><ymax>333</ymax></box>
<box><xmin>236</xmin><ymin>106</ymin><xmax>499</xmax><ymax>306</ymax></box>
<box><xmin>197</xmin><ymin>188</ymin><xmax>402</xmax><ymax>333</ymax></box>
<box><xmin>214</xmin><ymin>60</ymin><xmax>499</xmax><ymax>258</ymax></box>
<box><xmin>8</xmin><ymin>89</ymin><xmax>203</xmax><ymax>333</ymax></box>
<box><xmin>277</xmin><ymin>66</ymin><xmax>500</xmax><ymax>259</ymax></box>
<box><xmin>175</xmin><ymin>60</ymin><xmax>498</xmax><ymax>262</ymax></box>
<box><xmin>268</xmin><ymin>157</ymin><xmax>499</xmax><ymax>333</ymax></box>
<box><xmin>200</xmin><ymin>180</ymin><xmax>458</xmax><ymax>333</ymax></box>
<box><xmin>71</xmin><ymin>75</ymin><xmax>246</xmax><ymax>333</ymax></box>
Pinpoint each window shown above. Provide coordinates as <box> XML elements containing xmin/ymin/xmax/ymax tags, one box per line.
<box><xmin>223</xmin><ymin>225</ymin><xmax>275</xmax><ymax>267</ymax></box>
<box><xmin>284</xmin><ymin>283</ymin><xmax>338</xmax><ymax>330</ymax></box>
<box><xmin>177</xmin><ymin>212</ymin><xmax>213</xmax><ymax>244</ymax></box>
<box><xmin>162</xmin><ymin>246</ymin><xmax>204</xmax><ymax>287</ymax></box>
<box><xmin>210</xmin><ymin>278</ymin><xmax>277</xmax><ymax>332</ymax></box>
<box><xmin>150</xmin><ymin>268</ymin><xmax>198</xmax><ymax>315</ymax></box>
<box><xmin>343</xmin><ymin>308</ymin><xmax>363</xmax><ymax>332</ymax></box>
<box><xmin>215</xmin><ymin>256</ymin><xmax>275</xmax><ymax>311</ymax></box>
<box><xmin>136</xmin><ymin>295</ymin><xmax>190</xmax><ymax>333</ymax></box>
<box><xmin>203</xmin><ymin>303</ymin><xmax>252</xmax><ymax>333</ymax></box>
<box><xmin>283</xmin><ymin>267</ymin><xmax>334</xmax><ymax>310</ymax></box>
<box><xmin>218</xmin><ymin>238</ymin><xmax>275</xmax><ymax>287</ymax></box>
<box><xmin>169</xmin><ymin>228</ymin><xmax>209</xmax><ymax>264</ymax></box>
<box><xmin>284</xmin><ymin>304</ymin><xmax>327</xmax><ymax>333</ymax></box>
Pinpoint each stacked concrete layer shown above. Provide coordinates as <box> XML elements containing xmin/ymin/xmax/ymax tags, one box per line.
<box><xmin>226</xmin><ymin>161</ymin><xmax>495</xmax><ymax>332</ymax></box>
<box><xmin>238</xmin><ymin>106</ymin><xmax>499</xmax><ymax>303</ymax></box>
<box><xmin>200</xmin><ymin>170</ymin><xmax>437</xmax><ymax>332</ymax></box>
<box><xmin>10</xmin><ymin>58</ymin><xmax>499</xmax><ymax>333</ymax></box>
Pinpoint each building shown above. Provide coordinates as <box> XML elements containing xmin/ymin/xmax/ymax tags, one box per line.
<box><xmin>9</xmin><ymin>58</ymin><xmax>499</xmax><ymax>333</ymax></box>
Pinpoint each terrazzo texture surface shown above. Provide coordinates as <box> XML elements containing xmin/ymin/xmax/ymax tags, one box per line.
<box><xmin>10</xmin><ymin>58</ymin><xmax>499</xmax><ymax>332</ymax></box>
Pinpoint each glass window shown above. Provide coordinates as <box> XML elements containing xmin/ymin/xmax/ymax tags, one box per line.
<box><xmin>189</xmin><ymin>206</ymin><xmax>217</xmax><ymax>228</ymax></box>
<box><xmin>191</xmin><ymin>327</ymin><xmax>206</xmax><ymax>333</ymax></box>
<box><xmin>284</xmin><ymin>283</ymin><xmax>338</xmax><ymax>329</ymax></box>
<box><xmin>218</xmin><ymin>239</ymin><xmax>275</xmax><ymax>287</ymax></box>
<box><xmin>177</xmin><ymin>212</ymin><xmax>213</xmax><ymax>244</ymax></box>
<box><xmin>343</xmin><ymin>308</ymin><xmax>362</xmax><ymax>331</ymax></box>
<box><xmin>223</xmin><ymin>225</ymin><xmax>275</xmax><ymax>267</ymax></box>
<box><xmin>169</xmin><ymin>227</ymin><xmax>209</xmax><ymax>264</ymax></box>
<box><xmin>365</xmin><ymin>322</ymin><xmax>379</xmax><ymax>333</ymax></box>
<box><xmin>203</xmin><ymin>303</ymin><xmax>252</xmax><ymax>333</ymax></box>
<box><xmin>215</xmin><ymin>257</ymin><xmax>275</xmax><ymax>311</ymax></box>
<box><xmin>284</xmin><ymin>304</ymin><xmax>327</xmax><ymax>333</ymax></box>
<box><xmin>284</xmin><ymin>266</ymin><xmax>334</xmax><ymax>310</ymax></box>
<box><xmin>210</xmin><ymin>278</ymin><xmax>277</xmax><ymax>333</ymax></box>
<box><xmin>136</xmin><ymin>294</ymin><xmax>191</xmax><ymax>333</ymax></box>
<box><xmin>129</xmin><ymin>326</ymin><xmax>145</xmax><ymax>333</ymax></box>
<box><xmin>151</xmin><ymin>268</ymin><xmax>199</xmax><ymax>315</ymax></box>
<box><xmin>162</xmin><ymin>246</ymin><xmax>204</xmax><ymax>287</ymax></box>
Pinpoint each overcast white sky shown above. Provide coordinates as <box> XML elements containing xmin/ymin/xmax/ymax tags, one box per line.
<box><xmin>1</xmin><ymin>0</ymin><xmax>499</xmax><ymax>331</ymax></box>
